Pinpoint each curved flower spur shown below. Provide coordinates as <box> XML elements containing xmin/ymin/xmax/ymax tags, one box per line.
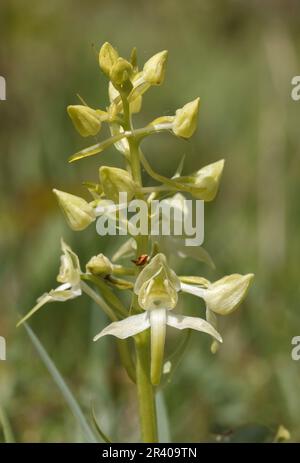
<box><xmin>18</xmin><ymin>41</ymin><xmax>254</xmax><ymax>443</ymax></box>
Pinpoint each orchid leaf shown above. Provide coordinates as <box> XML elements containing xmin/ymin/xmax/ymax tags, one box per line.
<box><xmin>24</xmin><ymin>323</ymin><xmax>98</xmax><ymax>443</ymax></box>
<box><xmin>68</xmin><ymin>133</ymin><xmax>129</xmax><ymax>163</ymax></box>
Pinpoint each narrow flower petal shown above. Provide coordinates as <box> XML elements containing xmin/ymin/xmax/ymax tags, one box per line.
<box><xmin>17</xmin><ymin>293</ymin><xmax>53</xmax><ymax>327</ymax></box>
<box><xmin>93</xmin><ymin>312</ymin><xmax>150</xmax><ymax>342</ymax></box>
<box><xmin>180</xmin><ymin>282</ymin><xmax>206</xmax><ymax>298</ymax></box>
<box><xmin>149</xmin><ymin>309</ymin><xmax>167</xmax><ymax>386</ymax></box>
<box><xmin>166</xmin><ymin>312</ymin><xmax>222</xmax><ymax>343</ymax></box>
<box><xmin>16</xmin><ymin>283</ymin><xmax>80</xmax><ymax>327</ymax></box>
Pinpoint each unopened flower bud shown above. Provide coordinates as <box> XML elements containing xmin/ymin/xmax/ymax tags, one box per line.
<box><xmin>110</xmin><ymin>58</ymin><xmax>132</xmax><ymax>85</ymax></box>
<box><xmin>99</xmin><ymin>166</ymin><xmax>136</xmax><ymax>203</ymax></box>
<box><xmin>205</xmin><ymin>273</ymin><xmax>254</xmax><ymax>315</ymax></box>
<box><xmin>67</xmin><ymin>105</ymin><xmax>101</xmax><ymax>137</ymax></box>
<box><xmin>183</xmin><ymin>159</ymin><xmax>224</xmax><ymax>201</ymax></box>
<box><xmin>53</xmin><ymin>189</ymin><xmax>96</xmax><ymax>231</ymax></box>
<box><xmin>173</xmin><ymin>97</ymin><xmax>200</xmax><ymax>138</ymax></box>
<box><xmin>143</xmin><ymin>50</ymin><xmax>168</xmax><ymax>86</ymax></box>
<box><xmin>99</xmin><ymin>42</ymin><xmax>119</xmax><ymax>76</ymax></box>
<box><xmin>86</xmin><ymin>254</ymin><xmax>113</xmax><ymax>276</ymax></box>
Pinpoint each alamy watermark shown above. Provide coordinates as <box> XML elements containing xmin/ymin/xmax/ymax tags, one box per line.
<box><xmin>0</xmin><ymin>336</ymin><xmax>6</xmax><ymax>360</ymax></box>
<box><xmin>291</xmin><ymin>336</ymin><xmax>300</xmax><ymax>361</ymax></box>
<box><xmin>0</xmin><ymin>76</ymin><xmax>6</xmax><ymax>101</ymax></box>
<box><xmin>291</xmin><ymin>76</ymin><xmax>300</xmax><ymax>101</ymax></box>
<box><xmin>96</xmin><ymin>192</ymin><xmax>204</xmax><ymax>246</ymax></box>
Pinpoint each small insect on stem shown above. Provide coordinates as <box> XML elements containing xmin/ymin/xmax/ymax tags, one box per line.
<box><xmin>0</xmin><ymin>76</ymin><xmax>6</xmax><ymax>101</ymax></box>
<box><xmin>132</xmin><ymin>254</ymin><xmax>149</xmax><ymax>266</ymax></box>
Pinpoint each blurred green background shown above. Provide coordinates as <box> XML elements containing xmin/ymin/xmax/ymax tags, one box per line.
<box><xmin>1</xmin><ymin>0</ymin><xmax>300</xmax><ymax>442</ymax></box>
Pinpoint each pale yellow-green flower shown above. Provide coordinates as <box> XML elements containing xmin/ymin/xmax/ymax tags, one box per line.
<box><xmin>134</xmin><ymin>253</ymin><xmax>180</xmax><ymax>310</ymax></box>
<box><xmin>181</xmin><ymin>273</ymin><xmax>254</xmax><ymax>352</ymax></box>
<box><xmin>147</xmin><ymin>98</ymin><xmax>200</xmax><ymax>139</ymax></box>
<box><xmin>67</xmin><ymin>105</ymin><xmax>102</xmax><ymax>137</ymax></box>
<box><xmin>53</xmin><ymin>189</ymin><xmax>96</xmax><ymax>231</ymax></box>
<box><xmin>142</xmin><ymin>50</ymin><xmax>168</xmax><ymax>86</ymax></box>
<box><xmin>86</xmin><ymin>253</ymin><xmax>113</xmax><ymax>276</ymax></box>
<box><xmin>17</xmin><ymin>240</ymin><xmax>82</xmax><ymax>327</ymax></box>
<box><xmin>172</xmin><ymin>97</ymin><xmax>200</xmax><ymax>138</ymax></box>
<box><xmin>94</xmin><ymin>254</ymin><xmax>222</xmax><ymax>385</ymax></box>
<box><xmin>99</xmin><ymin>166</ymin><xmax>136</xmax><ymax>203</ymax></box>
<box><xmin>99</xmin><ymin>42</ymin><xmax>119</xmax><ymax>77</ymax></box>
<box><xmin>179</xmin><ymin>159</ymin><xmax>225</xmax><ymax>201</ymax></box>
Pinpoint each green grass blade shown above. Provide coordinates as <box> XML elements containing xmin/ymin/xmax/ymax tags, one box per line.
<box><xmin>156</xmin><ymin>390</ymin><xmax>171</xmax><ymax>443</ymax></box>
<box><xmin>0</xmin><ymin>406</ymin><xmax>15</xmax><ymax>443</ymax></box>
<box><xmin>24</xmin><ymin>323</ymin><xmax>98</xmax><ymax>443</ymax></box>
<box><xmin>91</xmin><ymin>403</ymin><xmax>112</xmax><ymax>443</ymax></box>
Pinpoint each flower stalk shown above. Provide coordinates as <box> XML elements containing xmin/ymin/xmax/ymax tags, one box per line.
<box><xmin>122</xmin><ymin>87</ymin><xmax>158</xmax><ymax>441</ymax></box>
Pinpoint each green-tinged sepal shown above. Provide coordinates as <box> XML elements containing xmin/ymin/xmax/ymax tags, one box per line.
<box><xmin>67</xmin><ymin>105</ymin><xmax>102</xmax><ymax>137</ymax></box>
<box><xmin>99</xmin><ymin>166</ymin><xmax>136</xmax><ymax>203</ymax></box>
<box><xmin>17</xmin><ymin>240</ymin><xmax>82</xmax><ymax>327</ymax></box>
<box><xmin>173</xmin><ymin>97</ymin><xmax>200</xmax><ymax>139</ymax></box>
<box><xmin>110</xmin><ymin>58</ymin><xmax>133</xmax><ymax>86</ymax></box>
<box><xmin>53</xmin><ymin>189</ymin><xmax>96</xmax><ymax>231</ymax></box>
<box><xmin>204</xmin><ymin>273</ymin><xmax>254</xmax><ymax>315</ymax></box>
<box><xmin>134</xmin><ymin>253</ymin><xmax>180</xmax><ymax>310</ymax></box>
<box><xmin>99</xmin><ymin>42</ymin><xmax>119</xmax><ymax>76</ymax></box>
<box><xmin>57</xmin><ymin>239</ymin><xmax>81</xmax><ymax>286</ymax></box>
<box><xmin>143</xmin><ymin>50</ymin><xmax>168</xmax><ymax>85</ymax></box>
<box><xmin>86</xmin><ymin>254</ymin><xmax>113</xmax><ymax>276</ymax></box>
<box><xmin>181</xmin><ymin>159</ymin><xmax>224</xmax><ymax>201</ymax></box>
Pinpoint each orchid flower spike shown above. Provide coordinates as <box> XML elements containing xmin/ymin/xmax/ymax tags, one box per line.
<box><xmin>53</xmin><ymin>189</ymin><xmax>96</xmax><ymax>231</ymax></box>
<box><xmin>17</xmin><ymin>240</ymin><xmax>82</xmax><ymax>327</ymax></box>
<box><xmin>94</xmin><ymin>253</ymin><xmax>222</xmax><ymax>385</ymax></box>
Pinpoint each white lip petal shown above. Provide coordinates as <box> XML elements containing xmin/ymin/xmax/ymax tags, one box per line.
<box><xmin>149</xmin><ymin>308</ymin><xmax>167</xmax><ymax>386</ymax></box>
<box><xmin>166</xmin><ymin>312</ymin><xmax>222</xmax><ymax>343</ymax></box>
<box><xmin>180</xmin><ymin>282</ymin><xmax>206</xmax><ymax>299</ymax></box>
<box><xmin>93</xmin><ymin>312</ymin><xmax>150</xmax><ymax>341</ymax></box>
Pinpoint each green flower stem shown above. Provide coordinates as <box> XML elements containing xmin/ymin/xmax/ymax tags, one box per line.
<box><xmin>121</xmin><ymin>90</ymin><xmax>158</xmax><ymax>442</ymax></box>
<box><xmin>81</xmin><ymin>275</ymin><xmax>128</xmax><ymax>318</ymax></box>
<box><xmin>81</xmin><ymin>280</ymin><xmax>135</xmax><ymax>383</ymax></box>
<box><xmin>116</xmin><ymin>339</ymin><xmax>136</xmax><ymax>384</ymax></box>
<box><xmin>139</xmin><ymin>185</ymin><xmax>175</xmax><ymax>194</ymax></box>
<box><xmin>81</xmin><ymin>281</ymin><xmax>117</xmax><ymax>321</ymax></box>
<box><xmin>134</xmin><ymin>330</ymin><xmax>158</xmax><ymax>443</ymax></box>
<box><xmin>139</xmin><ymin>150</ymin><xmax>187</xmax><ymax>192</ymax></box>
<box><xmin>112</xmin><ymin>265</ymin><xmax>135</xmax><ymax>276</ymax></box>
